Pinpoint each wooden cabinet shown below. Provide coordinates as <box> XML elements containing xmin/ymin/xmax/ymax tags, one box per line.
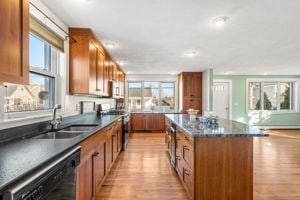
<box><xmin>131</xmin><ymin>113</ymin><xmax>165</xmax><ymax>132</ymax></box>
<box><xmin>105</xmin><ymin>125</ymin><xmax>114</xmax><ymax>172</ymax></box>
<box><xmin>69</xmin><ymin>28</ymin><xmax>126</xmax><ymax>97</ymax></box>
<box><xmin>169</xmin><ymin>122</ymin><xmax>254</xmax><ymax>200</ymax></box>
<box><xmin>178</xmin><ymin>72</ymin><xmax>202</xmax><ymax>114</ymax></box>
<box><xmin>176</xmin><ymin>127</ymin><xmax>194</xmax><ymax>199</ymax></box>
<box><xmin>77</xmin><ymin>127</ymin><xmax>106</xmax><ymax>200</ymax></box>
<box><xmin>152</xmin><ymin>114</ymin><xmax>166</xmax><ymax>131</ymax></box>
<box><xmin>0</xmin><ymin>0</ymin><xmax>29</xmax><ymax>84</ymax></box>
<box><xmin>69</xmin><ymin>28</ymin><xmax>102</xmax><ymax>95</ymax></box>
<box><xmin>77</xmin><ymin>120</ymin><xmax>122</xmax><ymax>200</ymax></box>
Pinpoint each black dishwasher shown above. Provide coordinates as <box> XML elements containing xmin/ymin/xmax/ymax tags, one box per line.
<box><xmin>3</xmin><ymin>146</ymin><xmax>80</xmax><ymax>200</ymax></box>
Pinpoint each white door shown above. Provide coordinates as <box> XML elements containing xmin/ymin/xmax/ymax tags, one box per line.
<box><xmin>213</xmin><ymin>81</ymin><xmax>230</xmax><ymax>119</ymax></box>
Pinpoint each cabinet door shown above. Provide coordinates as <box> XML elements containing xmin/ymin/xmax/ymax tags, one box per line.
<box><xmin>89</xmin><ymin>41</ymin><xmax>97</xmax><ymax>95</ymax></box>
<box><xmin>131</xmin><ymin>114</ymin><xmax>144</xmax><ymax>131</ymax></box>
<box><xmin>94</xmin><ymin>142</ymin><xmax>105</xmax><ymax>188</ymax></box>
<box><xmin>0</xmin><ymin>0</ymin><xmax>29</xmax><ymax>84</ymax></box>
<box><xmin>144</xmin><ymin>114</ymin><xmax>153</xmax><ymax>131</ymax></box>
<box><xmin>103</xmin><ymin>57</ymin><xmax>111</xmax><ymax>95</ymax></box>
<box><xmin>77</xmin><ymin>156</ymin><xmax>93</xmax><ymax>200</ymax></box>
<box><xmin>112</xmin><ymin>128</ymin><xmax>118</xmax><ymax>161</ymax></box>
<box><xmin>96</xmin><ymin>50</ymin><xmax>105</xmax><ymax>96</ymax></box>
<box><xmin>152</xmin><ymin>114</ymin><xmax>165</xmax><ymax>131</ymax></box>
<box><xmin>105</xmin><ymin>127</ymin><xmax>113</xmax><ymax>171</ymax></box>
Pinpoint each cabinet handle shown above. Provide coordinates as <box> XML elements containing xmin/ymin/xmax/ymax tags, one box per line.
<box><xmin>107</xmin><ymin>127</ymin><xmax>112</xmax><ymax>130</ymax></box>
<box><xmin>184</xmin><ymin>169</ymin><xmax>190</xmax><ymax>176</ymax></box>
<box><xmin>92</xmin><ymin>152</ymin><xmax>99</xmax><ymax>157</ymax></box>
<box><xmin>183</xmin><ymin>145</ymin><xmax>190</xmax><ymax>151</ymax></box>
<box><xmin>176</xmin><ymin>156</ymin><xmax>181</xmax><ymax>160</ymax></box>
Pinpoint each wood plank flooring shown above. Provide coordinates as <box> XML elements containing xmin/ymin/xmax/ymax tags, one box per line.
<box><xmin>97</xmin><ymin>131</ymin><xmax>300</xmax><ymax>200</ymax></box>
<box><xmin>96</xmin><ymin>133</ymin><xmax>189</xmax><ymax>200</ymax></box>
<box><xmin>254</xmin><ymin>130</ymin><xmax>300</xmax><ymax>200</ymax></box>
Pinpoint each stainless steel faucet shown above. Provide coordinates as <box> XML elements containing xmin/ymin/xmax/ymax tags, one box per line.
<box><xmin>50</xmin><ymin>104</ymin><xmax>62</xmax><ymax>130</ymax></box>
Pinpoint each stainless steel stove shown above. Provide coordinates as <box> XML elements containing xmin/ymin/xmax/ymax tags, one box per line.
<box><xmin>97</xmin><ymin>104</ymin><xmax>131</xmax><ymax>150</ymax></box>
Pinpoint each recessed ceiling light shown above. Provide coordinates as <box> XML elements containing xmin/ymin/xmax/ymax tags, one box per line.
<box><xmin>184</xmin><ymin>50</ymin><xmax>199</xmax><ymax>57</ymax></box>
<box><xmin>223</xmin><ymin>72</ymin><xmax>231</xmax><ymax>75</ymax></box>
<box><xmin>126</xmin><ymin>71</ymin><xmax>132</xmax><ymax>74</ymax></box>
<box><xmin>263</xmin><ymin>72</ymin><xmax>268</xmax><ymax>75</ymax></box>
<box><xmin>104</xmin><ymin>41</ymin><xmax>117</xmax><ymax>49</ymax></box>
<box><xmin>212</xmin><ymin>16</ymin><xmax>229</xmax><ymax>27</ymax></box>
<box><xmin>170</xmin><ymin>72</ymin><xmax>177</xmax><ymax>75</ymax></box>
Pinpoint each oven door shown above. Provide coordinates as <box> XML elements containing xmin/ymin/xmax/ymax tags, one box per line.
<box><xmin>122</xmin><ymin>117</ymin><xmax>130</xmax><ymax>150</ymax></box>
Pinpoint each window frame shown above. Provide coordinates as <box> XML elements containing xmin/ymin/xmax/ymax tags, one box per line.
<box><xmin>127</xmin><ymin>81</ymin><xmax>176</xmax><ymax>111</ymax></box>
<box><xmin>246</xmin><ymin>78</ymin><xmax>299</xmax><ymax>114</ymax></box>
<box><xmin>2</xmin><ymin>34</ymin><xmax>62</xmax><ymax>117</ymax></box>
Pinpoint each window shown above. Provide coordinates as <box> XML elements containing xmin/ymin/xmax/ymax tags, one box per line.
<box><xmin>128</xmin><ymin>81</ymin><xmax>175</xmax><ymax>111</ymax></box>
<box><xmin>4</xmin><ymin>34</ymin><xmax>62</xmax><ymax>113</ymax></box>
<box><xmin>248</xmin><ymin>80</ymin><xmax>297</xmax><ymax>112</ymax></box>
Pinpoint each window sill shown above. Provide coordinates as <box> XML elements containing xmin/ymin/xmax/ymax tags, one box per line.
<box><xmin>247</xmin><ymin>110</ymin><xmax>300</xmax><ymax>115</ymax></box>
<box><xmin>0</xmin><ymin>110</ymin><xmax>78</xmax><ymax>130</ymax></box>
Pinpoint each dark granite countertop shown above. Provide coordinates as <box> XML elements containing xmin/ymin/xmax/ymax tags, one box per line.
<box><xmin>0</xmin><ymin>114</ymin><xmax>122</xmax><ymax>192</ymax></box>
<box><xmin>165</xmin><ymin>114</ymin><xmax>268</xmax><ymax>137</ymax></box>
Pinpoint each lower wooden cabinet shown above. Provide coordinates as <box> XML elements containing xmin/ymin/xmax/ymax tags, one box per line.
<box><xmin>131</xmin><ymin>113</ymin><xmax>165</xmax><ymax>132</ymax></box>
<box><xmin>77</xmin><ymin>119</ymin><xmax>122</xmax><ymax>200</ymax></box>
<box><xmin>169</xmin><ymin>122</ymin><xmax>254</xmax><ymax>200</ymax></box>
<box><xmin>105</xmin><ymin>126</ymin><xmax>113</xmax><ymax>172</ymax></box>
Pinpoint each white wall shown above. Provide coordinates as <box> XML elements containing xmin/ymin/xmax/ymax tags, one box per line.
<box><xmin>202</xmin><ymin>69</ymin><xmax>213</xmax><ymax>112</ymax></box>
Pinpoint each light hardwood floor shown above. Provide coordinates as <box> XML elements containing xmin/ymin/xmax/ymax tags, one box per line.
<box><xmin>97</xmin><ymin>131</ymin><xmax>300</xmax><ymax>200</ymax></box>
<box><xmin>254</xmin><ymin>130</ymin><xmax>300</xmax><ymax>200</ymax></box>
<box><xmin>96</xmin><ymin>133</ymin><xmax>189</xmax><ymax>200</ymax></box>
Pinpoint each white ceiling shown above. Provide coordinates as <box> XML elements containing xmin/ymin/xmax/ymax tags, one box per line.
<box><xmin>40</xmin><ymin>0</ymin><xmax>300</xmax><ymax>75</ymax></box>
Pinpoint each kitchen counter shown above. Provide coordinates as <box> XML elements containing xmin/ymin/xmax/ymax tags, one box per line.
<box><xmin>0</xmin><ymin>113</ymin><xmax>122</xmax><ymax>192</ymax></box>
<box><xmin>165</xmin><ymin>114</ymin><xmax>268</xmax><ymax>199</ymax></box>
<box><xmin>165</xmin><ymin>114</ymin><xmax>267</xmax><ymax>137</ymax></box>
<box><xmin>130</xmin><ymin>110</ymin><xmax>181</xmax><ymax>114</ymax></box>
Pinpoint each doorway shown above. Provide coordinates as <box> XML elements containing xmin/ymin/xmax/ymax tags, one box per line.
<box><xmin>213</xmin><ymin>80</ymin><xmax>232</xmax><ymax>119</ymax></box>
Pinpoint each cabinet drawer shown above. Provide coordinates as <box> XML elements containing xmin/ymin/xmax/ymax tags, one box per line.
<box><xmin>177</xmin><ymin>127</ymin><xmax>194</xmax><ymax>150</ymax></box>
<box><xmin>182</xmin><ymin>164</ymin><xmax>193</xmax><ymax>198</ymax></box>
<box><xmin>177</xmin><ymin>136</ymin><xmax>194</xmax><ymax>169</ymax></box>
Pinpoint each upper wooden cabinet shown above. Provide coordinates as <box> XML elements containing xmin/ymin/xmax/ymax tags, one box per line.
<box><xmin>69</xmin><ymin>28</ymin><xmax>126</xmax><ymax>97</ymax></box>
<box><xmin>0</xmin><ymin>0</ymin><xmax>29</xmax><ymax>84</ymax></box>
<box><xmin>178</xmin><ymin>72</ymin><xmax>202</xmax><ymax>114</ymax></box>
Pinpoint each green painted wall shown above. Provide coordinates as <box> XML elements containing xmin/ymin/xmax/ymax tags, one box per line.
<box><xmin>213</xmin><ymin>75</ymin><xmax>300</xmax><ymax>125</ymax></box>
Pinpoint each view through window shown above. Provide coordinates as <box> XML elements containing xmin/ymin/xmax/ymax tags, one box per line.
<box><xmin>4</xmin><ymin>34</ymin><xmax>62</xmax><ymax>113</ymax></box>
<box><xmin>128</xmin><ymin>81</ymin><xmax>175</xmax><ymax>112</ymax></box>
<box><xmin>248</xmin><ymin>81</ymin><xmax>295</xmax><ymax>111</ymax></box>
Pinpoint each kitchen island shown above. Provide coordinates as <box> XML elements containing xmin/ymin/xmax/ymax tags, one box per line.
<box><xmin>165</xmin><ymin>114</ymin><xmax>267</xmax><ymax>200</ymax></box>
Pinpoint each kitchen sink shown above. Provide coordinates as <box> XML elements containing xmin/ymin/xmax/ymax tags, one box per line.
<box><xmin>35</xmin><ymin>131</ymin><xmax>84</xmax><ymax>139</ymax></box>
<box><xmin>59</xmin><ymin>125</ymin><xmax>97</xmax><ymax>132</ymax></box>
<box><xmin>35</xmin><ymin>125</ymin><xmax>98</xmax><ymax>139</ymax></box>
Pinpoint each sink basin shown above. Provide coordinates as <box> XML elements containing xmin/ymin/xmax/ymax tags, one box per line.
<box><xmin>59</xmin><ymin>125</ymin><xmax>97</xmax><ymax>132</ymax></box>
<box><xmin>35</xmin><ymin>125</ymin><xmax>98</xmax><ymax>139</ymax></box>
<box><xmin>35</xmin><ymin>131</ymin><xmax>84</xmax><ymax>139</ymax></box>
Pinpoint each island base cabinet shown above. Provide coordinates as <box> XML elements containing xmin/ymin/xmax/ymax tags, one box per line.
<box><xmin>194</xmin><ymin>137</ymin><xmax>253</xmax><ymax>200</ymax></box>
<box><xmin>173</xmin><ymin>126</ymin><xmax>253</xmax><ymax>200</ymax></box>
